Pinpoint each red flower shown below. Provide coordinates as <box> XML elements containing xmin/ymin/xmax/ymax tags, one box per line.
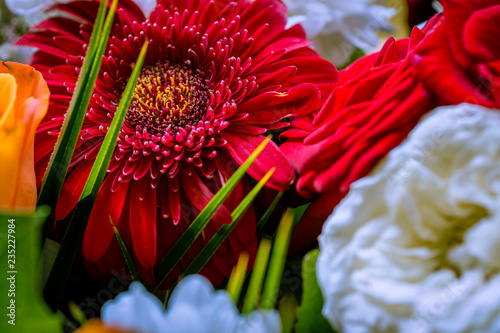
<box><xmin>283</xmin><ymin>0</ymin><xmax>500</xmax><ymax>255</ymax></box>
<box><xmin>414</xmin><ymin>0</ymin><xmax>500</xmax><ymax>108</ymax></box>
<box><xmin>19</xmin><ymin>0</ymin><xmax>337</xmax><ymax>285</ymax></box>
<box><xmin>281</xmin><ymin>21</ymin><xmax>438</xmax><ymax>254</ymax></box>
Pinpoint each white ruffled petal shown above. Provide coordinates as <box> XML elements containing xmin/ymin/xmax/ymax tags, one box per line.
<box><xmin>318</xmin><ymin>103</ymin><xmax>500</xmax><ymax>332</ymax></box>
<box><xmin>283</xmin><ymin>0</ymin><xmax>395</xmax><ymax>65</ymax></box>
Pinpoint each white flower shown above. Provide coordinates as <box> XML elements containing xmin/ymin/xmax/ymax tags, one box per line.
<box><xmin>102</xmin><ymin>275</ymin><xmax>281</xmax><ymax>333</ymax></box>
<box><xmin>284</xmin><ymin>0</ymin><xmax>395</xmax><ymax>66</ymax></box>
<box><xmin>101</xmin><ymin>282</ymin><xmax>165</xmax><ymax>333</ymax></box>
<box><xmin>5</xmin><ymin>0</ymin><xmax>71</xmax><ymax>25</ymax></box>
<box><xmin>317</xmin><ymin>103</ymin><xmax>500</xmax><ymax>333</ymax></box>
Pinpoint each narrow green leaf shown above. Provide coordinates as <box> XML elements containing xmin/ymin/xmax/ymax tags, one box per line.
<box><xmin>291</xmin><ymin>203</ymin><xmax>310</xmax><ymax>230</ymax></box>
<box><xmin>241</xmin><ymin>238</ymin><xmax>272</xmax><ymax>314</ymax></box>
<box><xmin>180</xmin><ymin>168</ymin><xmax>275</xmax><ymax>278</ymax></box>
<box><xmin>109</xmin><ymin>217</ymin><xmax>140</xmax><ymax>282</ymax></box>
<box><xmin>279</xmin><ymin>294</ymin><xmax>299</xmax><ymax>333</ymax></box>
<box><xmin>260</xmin><ymin>209</ymin><xmax>294</xmax><ymax>310</ymax></box>
<box><xmin>257</xmin><ymin>191</ymin><xmax>283</xmax><ymax>233</ymax></box>
<box><xmin>153</xmin><ymin>137</ymin><xmax>272</xmax><ymax>287</ymax></box>
<box><xmin>80</xmin><ymin>40</ymin><xmax>148</xmax><ymax>195</ymax></box>
<box><xmin>37</xmin><ymin>0</ymin><xmax>108</xmax><ymax>211</ymax></box>
<box><xmin>227</xmin><ymin>252</ymin><xmax>249</xmax><ymax>305</ymax></box>
<box><xmin>231</xmin><ymin>168</ymin><xmax>275</xmax><ymax>221</ymax></box>
<box><xmin>295</xmin><ymin>250</ymin><xmax>336</xmax><ymax>333</ymax></box>
<box><xmin>68</xmin><ymin>301</ymin><xmax>87</xmax><ymax>325</ymax></box>
<box><xmin>43</xmin><ymin>41</ymin><xmax>149</xmax><ymax>310</ymax></box>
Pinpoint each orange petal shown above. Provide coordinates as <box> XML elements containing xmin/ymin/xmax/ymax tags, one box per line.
<box><xmin>75</xmin><ymin>319</ymin><xmax>138</xmax><ymax>333</ymax></box>
<box><xmin>0</xmin><ymin>61</ymin><xmax>50</xmax><ymax>213</ymax></box>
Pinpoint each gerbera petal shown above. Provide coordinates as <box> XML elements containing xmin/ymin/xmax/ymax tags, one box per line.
<box><xmin>130</xmin><ymin>179</ymin><xmax>157</xmax><ymax>269</ymax></box>
<box><xmin>26</xmin><ymin>0</ymin><xmax>337</xmax><ymax>286</ymax></box>
<box><xmin>241</xmin><ymin>84</ymin><xmax>320</xmax><ymax>124</ymax></box>
<box><xmin>83</xmin><ymin>173</ymin><xmax>130</xmax><ymax>263</ymax></box>
<box><xmin>221</xmin><ymin>131</ymin><xmax>294</xmax><ymax>191</ymax></box>
<box><xmin>179</xmin><ymin>164</ymin><xmax>232</xmax><ymax>225</ymax></box>
<box><xmin>55</xmin><ymin>159</ymin><xmax>94</xmax><ymax>220</ymax></box>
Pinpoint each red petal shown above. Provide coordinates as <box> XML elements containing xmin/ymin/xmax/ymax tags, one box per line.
<box><xmin>169</xmin><ymin>178</ymin><xmax>181</xmax><ymax>225</ymax></box>
<box><xmin>221</xmin><ymin>131</ymin><xmax>294</xmax><ymax>191</ymax></box>
<box><xmin>288</xmin><ymin>191</ymin><xmax>344</xmax><ymax>256</ymax></box>
<box><xmin>83</xmin><ymin>173</ymin><xmax>130</xmax><ymax>263</ymax></box>
<box><xmin>179</xmin><ymin>164</ymin><xmax>232</xmax><ymax>225</ymax></box>
<box><xmin>463</xmin><ymin>5</ymin><xmax>500</xmax><ymax>62</ymax></box>
<box><xmin>240</xmin><ymin>84</ymin><xmax>320</xmax><ymax>125</ymax></box>
<box><xmin>414</xmin><ymin>22</ymin><xmax>494</xmax><ymax>107</ymax></box>
<box><xmin>441</xmin><ymin>0</ymin><xmax>500</xmax><ymax>68</ymax></box>
<box><xmin>55</xmin><ymin>159</ymin><xmax>94</xmax><ymax>220</ymax></box>
<box><xmin>130</xmin><ymin>179</ymin><xmax>157</xmax><ymax>269</ymax></box>
<box><xmin>239</xmin><ymin>0</ymin><xmax>287</xmax><ymax>51</ymax></box>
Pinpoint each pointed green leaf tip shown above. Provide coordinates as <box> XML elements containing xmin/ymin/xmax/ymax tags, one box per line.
<box><xmin>227</xmin><ymin>252</ymin><xmax>249</xmax><ymax>305</ymax></box>
<box><xmin>110</xmin><ymin>217</ymin><xmax>140</xmax><ymax>283</ymax></box>
<box><xmin>181</xmin><ymin>167</ymin><xmax>275</xmax><ymax>278</ymax></box>
<box><xmin>242</xmin><ymin>238</ymin><xmax>272</xmax><ymax>314</ymax></box>
<box><xmin>261</xmin><ymin>209</ymin><xmax>294</xmax><ymax>310</ymax></box>
<box><xmin>154</xmin><ymin>136</ymin><xmax>272</xmax><ymax>288</ymax></box>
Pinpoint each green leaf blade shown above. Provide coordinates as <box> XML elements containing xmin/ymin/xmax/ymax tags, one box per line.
<box><xmin>37</xmin><ymin>0</ymin><xmax>108</xmax><ymax>211</ymax></box>
<box><xmin>226</xmin><ymin>252</ymin><xmax>249</xmax><ymax>305</ymax></box>
<box><xmin>181</xmin><ymin>168</ymin><xmax>275</xmax><ymax>278</ymax></box>
<box><xmin>260</xmin><ymin>209</ymin><xmax>294</xmax><ymax>310</ymax></box>
<box><xmin>43</xmin><ymin>40</ymin><xmax>149</xmax><ymax>310</ymax></box>
<box><xmin>242</xmin><ymin>238</ymin><xmax>272</xmax><ymax>314</ymax></box>
<box><xmin>153</xmin><ymin>137</ymin><xmax>271</xmax><ymax>287</ymax></box>
<box><xmin>79</xmin><ymin>41</ymin><xmax>149</xmax><ymax>200</ymax></box>
<box><xmin>0</xmin><ymin>207</ymin><xmax>61</xmax><ymax>332</ymax></box>
<box><xmin>257</xmin><ymin>190</ymin><xmax>283</xmax><ymax>233</ymax></box>
<box><xmin>110</xmin><ymin>217</ymin><xmax>140</xmax><ymax>283</ymax></box>
<box><xmin>295</xmin><ymin>249</ymin><xmax>336</xmax><ymax>333</ymax></box>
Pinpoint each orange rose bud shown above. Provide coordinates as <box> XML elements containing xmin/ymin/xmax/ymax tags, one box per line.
<box><xmin>0</xmin><ymin>61</ymin><xmax>49</xmax><ymax>212</ymax></box>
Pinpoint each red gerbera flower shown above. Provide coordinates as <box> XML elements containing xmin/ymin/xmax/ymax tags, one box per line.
<box><xmin>19</xmin><ymin>0</ymin><xmax>337</xmax><ymax>285</ymax></box>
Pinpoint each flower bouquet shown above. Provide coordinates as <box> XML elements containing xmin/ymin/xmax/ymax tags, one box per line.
<box><xmin>1</xmin><ymin>0</ymin><xmax>499</xmax><ymax>332</ymax></box>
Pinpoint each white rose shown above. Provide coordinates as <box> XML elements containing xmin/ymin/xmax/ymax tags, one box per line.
<box><xmin>283</xmin><ymin>0</ymin><xmax>395</xmax><ymax>66</ymax></box>
<box><xmin>317</xmin><ymin>103</ymin><xmax>500</xmax><ymax>333</ymax></box>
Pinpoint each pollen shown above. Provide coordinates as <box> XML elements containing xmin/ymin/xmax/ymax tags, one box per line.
<box><xmin>126</xmin><ymin>61</ymin><xmax>211</xmax><ymax>136</ymax></box>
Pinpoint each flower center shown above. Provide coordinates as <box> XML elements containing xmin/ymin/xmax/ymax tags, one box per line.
<box><xmin>439</xmin><ymin>204</ymin><xmax>490</xmax><ymax>278</ymax></box>
<box><xmin>126</xmin><ymin>61</ymin><xmax>210</xmax><ymax>136</ymax></box>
